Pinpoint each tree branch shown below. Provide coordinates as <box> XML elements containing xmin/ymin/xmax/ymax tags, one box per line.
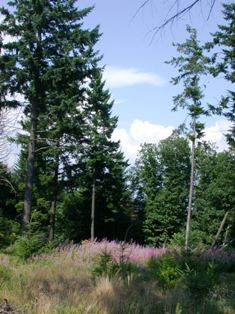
<box><xmin>134</xmin><ymin>0</ymin><xmax>216</xmax><ymax>41</ymax></box>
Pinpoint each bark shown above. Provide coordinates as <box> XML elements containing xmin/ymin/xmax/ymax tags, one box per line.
<box><xmin>212</xmin><ymin>211</ymin><xmax>229</xmax><ymax>247</ymax></box>
<box><xmin>23</xmin><ymin>102</ymin><xmax>37</xmax><ymax>230</ymax></box>
<box><xmin>91</xmin><ymin>177</ymin><xmax>96</xmax><ymax>241</ymax></box>
<box><xmin>49</xmin><ymin>150</ymin><xmax>59</xmax><ymax>241</ymax></box>
<box><xmin>185</xmin><ymin>117</ymin><xmax>196</xmax><ymax>250</ymax></box>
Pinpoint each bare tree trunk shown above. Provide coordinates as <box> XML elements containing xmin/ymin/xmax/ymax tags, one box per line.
<box><xmin>185</xmin><ymin>117</ymin><xmax>196</xmax><ymax>250</ymax></box>
<box><xmin>91</xmin><ymin>177</ymin><xmax>95</xmax><ymax>241</ymax></box>
<box><xmin>212</xmin><ymin>211</ymin><xmax>229</xmax><ymax>247</ymax></box>
<box><xmin>49</xmin><ymin>150</ymin><xmax>59</xmax><ymax>241</ymax></box>
<box><xmin>49</xmin><ymin>200</ymin><xmax>56</xmax><ymax>241</ymax></box>
<box><xmin>23</xmin><ymin>102</ymin><xmax>37</xmax><ymax>230</ymax></box>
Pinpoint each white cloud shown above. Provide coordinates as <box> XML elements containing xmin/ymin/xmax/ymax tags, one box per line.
<box><xmin>112</xmin><ymin>120</ymin><xmax>174</xmax><ymax>163</ymax></box>
<box><xmin>103</xmin><ymin>66</ymin><xmax>165</xmax><ymax>88</ymax></box>
<box><xmin>204</xmin><ymin>120</ymin><xmax>232</xmax><ymax>151</ymax></box>
<box><xmin>112</xmin><ymin>119</ymin><xmax>232</xmax><ymax>163</ymax></box>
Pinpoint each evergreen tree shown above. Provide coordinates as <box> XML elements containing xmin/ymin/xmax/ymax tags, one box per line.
<box><xmin>167</xmin><ymin>26</ymin><xmax>210</xmax><ymax>249</ymax></box>
<box><xmin>0</xmin><ymin>162</ymin><xmax>20</xmax><ymax>248</ymax></box>
<box><xmin>0</xmin><ymin>0</ymin><xmax>100</xmax><ymax>230</ymax></box>
<box><xmin>57</xmin><ymin>71</ymin><xmax>130</xmax><ymax>241</ymax></box>
<box><xmin>209</xmin><ymin>3</ymin><xmax>235</xmax><ymax>150</ymax></box>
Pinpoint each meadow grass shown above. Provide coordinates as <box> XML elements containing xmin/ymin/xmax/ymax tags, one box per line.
<box><xmin>0</xmin><ymin>240</ymin><xmax>235</xmax><ymax>314</ymax></box>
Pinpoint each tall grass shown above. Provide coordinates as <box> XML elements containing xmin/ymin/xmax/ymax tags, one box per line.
<box><xmin>0</xmin><ymin>240</ymin><xmax>235</xmax><ymax>313</ymax></box>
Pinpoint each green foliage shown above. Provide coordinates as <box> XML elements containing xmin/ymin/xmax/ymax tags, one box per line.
<box><xmin>147</xmin><ymin>254</ymin><xmax>181</xmax><ymax>288</ymax></box>
<box><xmin>0</xmin><ymin>163</ymin><xmax>20</xmax><ymax>249</ymax></box>
<box><xmin>92</xmin><ymin>250</ymin><xmax>138</xmax><ymax>279</ymax></box>
<box><xmin>6</xmin><ymin>233</ymin><xmax>48</xmax><ymax>260</ymax></box>
<box><xmin>146</xmin><ymin>250</ymin><xmax>235</xmax><ymax>299</ymax></box>
<box><xmin>169</xmin><ymin>228</ymin><xmax>208</xmax><ymax>249</ymax></box>
<box><xmin>0</xmin><ymin>265</ymin><xmax>11</xmax><ymax>287</ymax></box>
<box><xmin>195</xmin><ymin>147</ymin><xmax>235</xmax><ymax>247</ymax></box>
<box><xmin>131</xmin><ymin>134</ymin><xmax>190</xmax><ymax>245</ymax></box>
<box><xmin>0</xmin><ymin>216</ymin><xmax>20</xmax><ymax>249</ymax></box>
<box><xmin>209</xmin><ymin>3</ymin><xmax>235</xmax><ymax>150</ymax></box>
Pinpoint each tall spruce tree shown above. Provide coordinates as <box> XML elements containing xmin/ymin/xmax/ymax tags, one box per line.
<box><xmin>0</xmin><ymin>0</ymin><xmax>100</xmax><ymax>231</ymax></box>
<box><xmin>54</xmin><ymin>70</ymin><xmax>130</xmax><ymax>242</ymax></box>
<box><xmin>167</xmin><ymin>26</ymin><xmax>210</xmax><ymax>249</ymax></box>
<box><xmin>80</xmin><ymin>71</ymin><xmax>129</xmax><ymax>240</ymax></box>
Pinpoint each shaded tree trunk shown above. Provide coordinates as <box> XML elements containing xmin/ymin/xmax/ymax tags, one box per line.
<box><xmin>185</xmin><ymin>117</ymin><xmax>196</xmax><ymax>250</ymax></box>
<box><xmin>49</xmin><ymin>150</ymin><xmax>59</xmax><ymax>241</ymax></box>
<box><xmin>212</xmin><ymin>211</ymin><xmax>229</xmax><ymax>247</ymax></box>
<box><xmin>91</xmin><ymin>177</ymin><xmax>96</xmax><ymax>241</ymax></box>
<box><xmin>23</xmin><ymin>102</ymin><xmax>37</xmax><ymax>230</ymax></box>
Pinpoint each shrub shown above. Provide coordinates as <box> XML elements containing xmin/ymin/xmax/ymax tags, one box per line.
<box><xmin>5</xmin><ymin>232</ymin><xmax>48</xmax><ymax>260</ymax></box>
<box><xmin>147</xmin><ymin>253</ymin><xmax>182</xmax><ymax>288</ymax></box>
<box><xmin>92</xmin><ymin>250</ymin><xmax>138</xmax><ymax>279</ymax></box>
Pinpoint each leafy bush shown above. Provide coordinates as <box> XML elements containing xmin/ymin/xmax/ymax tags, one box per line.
<box><xmin>5</xmin><ymin>232</ymin><xmax>48</xmax><ymax>260</ymax></box>
<box><xmin>146</xmin><ymin>250</ymin><xmax>235</xmax><ymax>297</ymax></box>
<box><xmin>147</xmin><ymin>253</ymin><xmax>182</xmax><ymax>287</ymax></box>
<box><xmin>170</xmin><ymin>229</ymin><xmax>209</xmax><ymax>249</ymax></box>
<box><xmin>0</xmin><ymin>216</ymin><xmax>20</xmax><ymax>249</ymax></box>
<box><xmin>92</xmin><ymin>250</ymin><xmax>138</xmax><ymax>279</ymax></box>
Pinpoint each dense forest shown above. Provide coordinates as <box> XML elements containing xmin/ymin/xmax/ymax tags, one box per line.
<box><xmin>0</xmin><ymin>0</ymin><xmax>234</xmax><ymax>257</ymax></box>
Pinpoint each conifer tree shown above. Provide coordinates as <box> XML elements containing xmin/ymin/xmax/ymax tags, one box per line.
<box><xmin>209</xmin><ymin>3</ymin><xmax>235</xmax><ymax>150</ymax></box>
<box><xmin>80</xmin><ymin>70</ymin><xmax>129</xmax><ymax>240</ymax></box>
<box><xmin>0</xmin><ymin>0</ymin><xmax>100</xmax><ymax>230</ymax></box>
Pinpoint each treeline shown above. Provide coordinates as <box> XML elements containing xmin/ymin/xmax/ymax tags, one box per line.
<box><xmin>0</xmin><ymin>0</ymin><xmax>234</xmax><ymax>254</ymax></box>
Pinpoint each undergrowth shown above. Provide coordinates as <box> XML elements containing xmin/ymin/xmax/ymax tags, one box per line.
<box><xmin>0</xmin><ymin>242</ymin><xmax>234</xmax><ymax>313</ymax></box>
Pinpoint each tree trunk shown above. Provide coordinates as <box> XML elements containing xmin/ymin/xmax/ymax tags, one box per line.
<box><xmin>212</xmin><ymin>211</ymin><xmax>229</xmax><ymax>247</ymax></box>
<box><xmin>91</xmin><ymin>177</ymin><xmax>96</xmax><ymax>241</ymax></box>
<box><xmin>185</xmin><ymin>117</ymin><xmax>196</xmax><ymax>250</ymax></box>
<box><xmin>49</xmin><ymin>150</ymin><xmax>59</xmax><ymax>241</ymax></box>
<box><xmin>23</xmin><ymin>102</ymin><xmax>37</xmax><ymax>230</ymax></box>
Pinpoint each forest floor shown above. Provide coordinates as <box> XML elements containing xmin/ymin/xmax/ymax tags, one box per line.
<box><xmin>0</xmin><ymin>240</ymin><xmax>235</xmax><ymax>314</ymax></box>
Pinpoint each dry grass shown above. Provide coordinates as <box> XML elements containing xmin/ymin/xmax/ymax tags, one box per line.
<box><xmin>0</xmin><ymin>257</ymin><xmax>185</xmax><ymax>314</ymax></box>
<box><xmin>0</xmin><ymin>247</ymin><xmax>235</xmax><ymax>314</ymax></box>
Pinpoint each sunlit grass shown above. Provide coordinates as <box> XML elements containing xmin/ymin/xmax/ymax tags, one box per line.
<box><xmin>0</xmin><ymin>241</ymin><xmax>235</xmax><ymax>313</ymax></box>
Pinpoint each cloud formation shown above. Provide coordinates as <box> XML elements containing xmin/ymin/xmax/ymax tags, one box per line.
<box><xmin>112</xmin><ymin>120</ymin><xmax>174</xmax><ymax>163</ymax></box>
<box><xmin>103</xmin><ymin>66</ymin><xmax>165</xmax><ymax>88</ymax></box>
<box><xmin>112</xmin><ymin>119</ymin><xmax>231</xmax><ymax>163</ymax></box>
<box><xmin>204</xmin><ymin>120</ymin><xmax>232</xmax><ymax>151</ymax></box>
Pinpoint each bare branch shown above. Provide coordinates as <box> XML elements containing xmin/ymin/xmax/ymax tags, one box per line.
<box><xmin>135</xmin><ymin>0</ymin><xmax>216</xmax><ymax>41</ymax></box>
<box><xmin>132</xmin><ymin>0</ymin><xmax>152</xmax><ymax>20</ymax></box>
<box><xmin>150</xmin><ymin>0</ymin><xmax>200</xmax><ymax>39</ymax></box>
<box><xmin>207</xmin><ymin>0</ymin><xmax>216</xmax><ymax>20</ymax></box>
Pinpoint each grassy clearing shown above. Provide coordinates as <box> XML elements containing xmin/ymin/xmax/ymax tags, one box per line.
<box><xmin>0</xmin><ymin>241</ymin><xmax>235</xmax><ymax>313</ymax></box>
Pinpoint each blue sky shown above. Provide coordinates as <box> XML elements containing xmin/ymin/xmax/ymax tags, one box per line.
<box><xmin>80</xmin><ymin>0</ymin><xmax>232</xmax><ymax>162</ymax></box>
<box><xmin>1</xmin><ymin>0</ymin><xmax>232</xmax><ymax>165</ymax></box>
